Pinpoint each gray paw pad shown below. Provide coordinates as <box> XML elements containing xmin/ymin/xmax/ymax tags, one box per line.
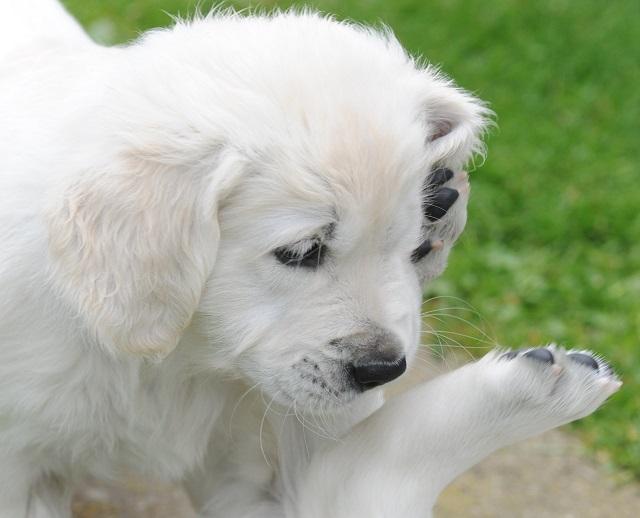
<box><xmin>501</xmin><ymin>348</ymin><xmax>554</xmax><ymax>364</ymax></box>
<box><xmin>423</xmin><ymin>167</ymin><xmax>460</xmax><ymax>222</ymax></box>
<box><xmin>424</xmin><ymin>187</ymin><xmax>459</xmax><ymax>221</ymax></box>
<box><xmin>428</xmin><ymin>167</ymin><xmax>455</xmax><ymax>187</ymax></box>
<box><xmin>524</xmin><ymin>348</ymin><xmax>555</xmax><ymax>364</ymax></box>
<box><xmin>567</xmin><ymin>352</ymin><xmax>599</xmax><ymax>371</ymax></box>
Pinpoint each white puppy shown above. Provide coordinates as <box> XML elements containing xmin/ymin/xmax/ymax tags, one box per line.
<box><xmin>0</xmin><ymin>1</ymin><xmax>620</xmax><ymax>517</ymax></box>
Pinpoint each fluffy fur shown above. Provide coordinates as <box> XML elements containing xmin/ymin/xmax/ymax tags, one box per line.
<box><xmin>0</xmin><ymin>2</ymin><xmax>619</xmax><ymax>517</ymax></box>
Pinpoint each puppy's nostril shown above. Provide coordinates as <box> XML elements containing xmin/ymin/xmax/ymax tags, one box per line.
<box><xmin>352</xmin><ymin>356</ymin><xmax>407</xmax><ymax>390</ymax></box>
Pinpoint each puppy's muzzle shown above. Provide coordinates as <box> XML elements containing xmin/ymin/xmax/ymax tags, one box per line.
<box><xmin>333</xmin><ymin>328</ymin><xmax>407</xmax><ymax>391</ymax></box>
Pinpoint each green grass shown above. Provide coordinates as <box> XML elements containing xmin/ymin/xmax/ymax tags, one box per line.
<box><xmin>62</xmin><ymin>0</ymin><xmax>640</xmax><ymax>476</ymax></box>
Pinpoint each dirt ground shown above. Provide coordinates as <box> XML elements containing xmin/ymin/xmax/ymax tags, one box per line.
<box><xmin>72</xmin><ymin>428</ymin><xmax>640</xmax><ymax>517</ymax></box>
<box><xmin>435</xmin><ymin>429</ymin><xmax>640</xmax><ymax>517</ymax></box>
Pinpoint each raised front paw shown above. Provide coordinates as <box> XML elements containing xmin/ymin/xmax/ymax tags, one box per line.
<box><xmin>414</xmin><ymin>167</ymin><xmax>469</xmax><ymax>283</ymax></box>
<box><xmin>488</xmin><ymin>345</ymin><xmax>621</xmax><ymax>428</ymax></box>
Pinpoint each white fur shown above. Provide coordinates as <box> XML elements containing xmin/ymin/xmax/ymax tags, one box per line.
<box><xmin>0</xmin><ymin>2</ymin><xmax>619</xmax><ymax>517</ymax></box>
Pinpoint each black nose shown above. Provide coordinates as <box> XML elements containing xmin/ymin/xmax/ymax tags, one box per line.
<box><xmin>352</xmin><ymin>356</ymin><xmax>407</xmax><ymax>391</ymax></box>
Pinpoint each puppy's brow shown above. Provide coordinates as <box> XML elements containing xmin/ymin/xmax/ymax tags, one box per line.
<box><xmin>270</xmin><ymin>219</ymin><xmax>337</xmax><ymax>249</ymax></box>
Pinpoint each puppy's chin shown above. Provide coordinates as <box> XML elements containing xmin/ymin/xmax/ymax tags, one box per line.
<box><xmin>247</xmin><ymin>360</ymin><xmax>396</xmax><ymax>415</ymax></box>
<box><xmin>271</xmin><ymin>385</ymin><xmax>375</xmax><ymax>420</ymax></box>
<box><xmin>254</xmin><ymin>377</ymin><xmax>364</xmax><ymax>414</ymax></box>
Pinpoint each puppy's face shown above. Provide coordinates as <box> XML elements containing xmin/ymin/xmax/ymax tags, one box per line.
<box><xmin>197</xmin><ymin>92</ymin><xmax>481</xmax><ymax>410</ymax></box>
<box><xmin>201</xmin><ymin>127</ymin><xmax>426</xmax><ymax>409</ymax></box>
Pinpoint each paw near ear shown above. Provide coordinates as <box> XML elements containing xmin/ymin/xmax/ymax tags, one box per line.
<box><xmin>412</xmin><ymin>166</ymin><xmax>470</xmax><ymax>285</ymax></box>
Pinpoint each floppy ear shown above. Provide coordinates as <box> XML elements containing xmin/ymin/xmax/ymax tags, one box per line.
<box><xmin>423</xmin><ymin>80</ymin><xmax>492</xmax><ymax>168</ymax></box>
<box><xmin>47</xmin><ymin>150</ymin><xmax>243</xmax><ymax>359</ymax></box>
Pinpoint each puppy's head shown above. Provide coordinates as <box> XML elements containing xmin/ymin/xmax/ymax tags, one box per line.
<box><xmin>47</xmin><ymin>12</ymin><xmax>489</xmax><ymax>410</ymax></box>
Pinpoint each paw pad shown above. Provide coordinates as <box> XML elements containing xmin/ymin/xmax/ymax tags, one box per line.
<box><xmin>501</xmin><ymin>347</ymin><xmax>554</xmax><ymax>364</ymax></box>
<box><xmin>423</xmin><ymin>167</ymin><xmax>460</xmax><ymax>221</ymax></box>
<box><xmin>424</xmin><ymin>187</ymin><xmax>459</xmax><ymax>221</ymax></box>
<box><xmin>428</xmin><ymin>167</ymin><xmax>455</xmax><ymax>187</ymax></box>
<box><xmin>524</xmin><ymin>348</ymin><xmax>554</xmax><ymax>364</ymax></box>
<box><xmin>410</xmin><ymin>239</ymin><xmax>443</xmax><ymax>263</ymax></box>
<box><xmin>567</xmin><ymin>352</ymin><xmax>600</xmax><ymax>371</ymax></box>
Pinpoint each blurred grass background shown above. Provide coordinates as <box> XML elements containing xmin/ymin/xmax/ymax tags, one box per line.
<box><xmin>61</xmin><ymin>0</ymin><xmax>640</xmax><ymax>477</ymax></box>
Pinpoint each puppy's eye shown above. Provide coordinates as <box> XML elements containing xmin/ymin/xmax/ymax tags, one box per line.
<box><xmin>274</xmin><ymin>241</ymin><xmax>326</xmax><ymax>269</ymax></box>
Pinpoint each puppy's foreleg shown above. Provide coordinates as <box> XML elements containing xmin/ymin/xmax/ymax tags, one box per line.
<box><xmin>292</xmin><ymin>346</ymin><xmax>619</xmax><ymax>518</ymax></box>
<box><xmin>183</xmin><ymin>387</ymin><xmax>385</xmax><ymax>518</ymax></box>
